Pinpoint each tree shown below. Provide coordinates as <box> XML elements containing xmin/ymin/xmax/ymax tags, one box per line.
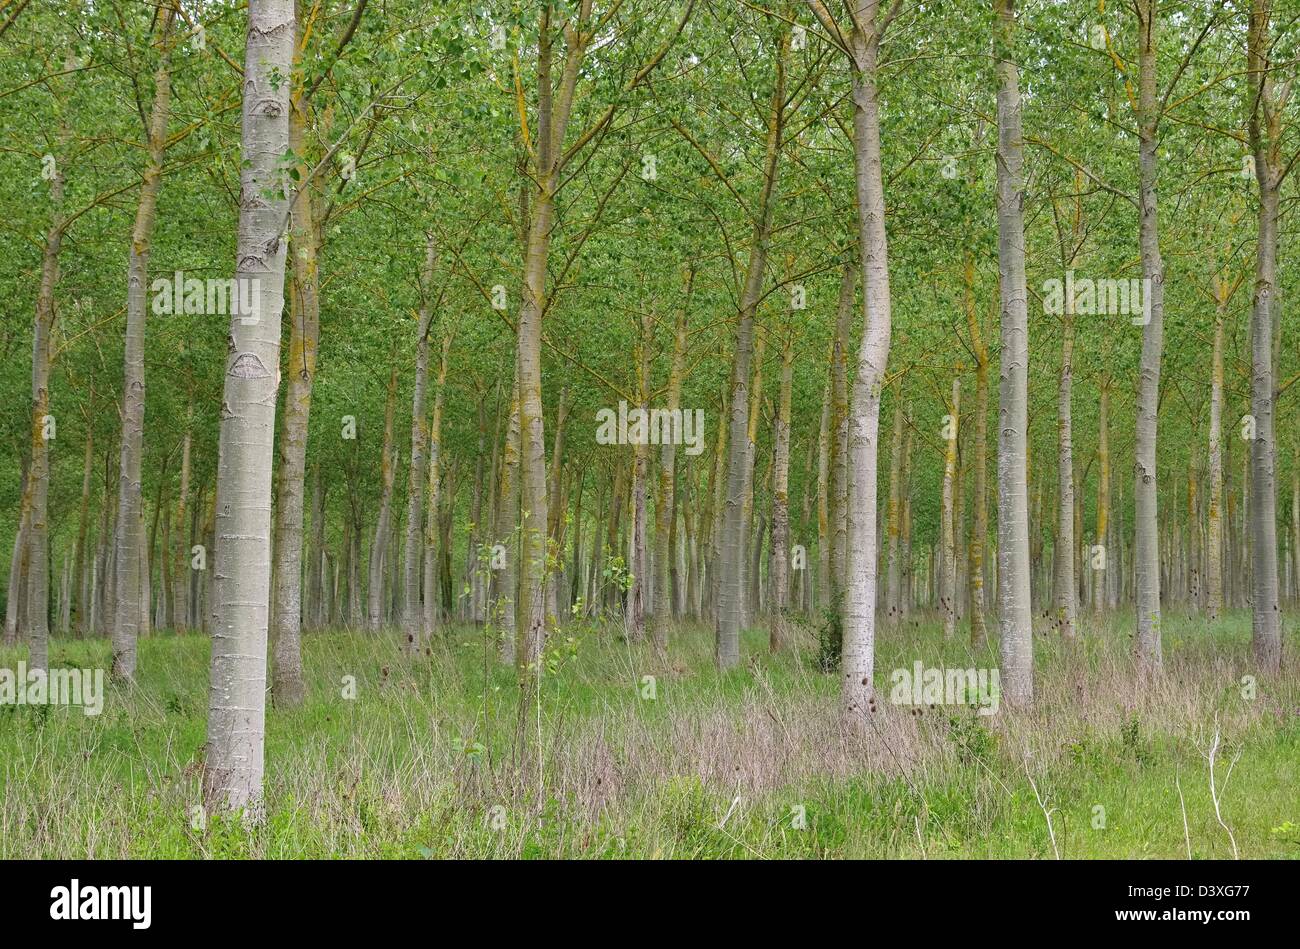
<box><xmin>1245</xmin><ymin>0</ymin><xmax>1283</xmax><ymax>672</ymax></box>
<box><xmin>1131</xmin><ymin>0</ymin><xmax>1166</xmax><ymax>675</ymax></box>
<box><xmin>202</xmin><ymin>0</ymin><xmax>294</xmax><ymax>816</ymax></box>
<box><xmin>804</xmin><ymin>0</ymin><xmax>905</xmax><ymax>718</ymax></box>
<box><xmin>112</xmin><ymin>3</ymin><xmax>177</xmax><ymax>681</ymax></box>
<box><xmin>993</xmin><ymin>0</ymin><xmax>1033</xmax><ymax>705</ymax></box>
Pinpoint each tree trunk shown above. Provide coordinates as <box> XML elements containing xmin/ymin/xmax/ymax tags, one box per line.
<box><xmin>158</xmin><ymin>494</ymin><xmax>172</xmax><ymax>631</ymax></box>
<box><xmin>421</xmin><ymin>335</ymin><xmax>450</xmax><ymax>647</ymax></box>
<box><xmin>348</xmin><ymin>497</ymin><xmax>363</xmax><ymax>629</ymax></box>
<box><xmin>993</xmin><ymin>0</ymin><xmax>1034</xmax><ymax>705</ymax></box>
<box><xmin>144</xmin><ymin>459</ymin><xmax>168</xmax><ymax>637</ymax></box>
<box><xmin>840</xmin><ymin>2</ymin><xmax>895</xmax><ymax>720</ymax></box>
<box><xmin>940</xmin><ymin>378</ymin><xmax>960</xmax><ymax>638</ymax></box>
<box><xmin>402</xmin><ymin>234</ymin><xmax>438</xmax><ymax>646</ymax></box>
<box><xmin>307</xmin><ymin>467</ymin><xmax>327</xmax><ymax>628</ymax></box>
<box><xmin>496</xmin><ymin>382</ymin><xmax>521</xmax><ymax>662</ymax></box>
<box><xmin>203</xmin><ymin>0</ymin><xmax>293</xmax><ymax>816</ymax></box>
<box><xmin>269</xmin><ymin>54</ymin><xmax>325</xmax><ymax>701</ymax></box>
<box><xmin>1132</xmin><ymin>0</ymin><xmax>1166</xmax><ymax>675</ymax></box>
<box><xmin>816</xmin><ymin>374</ymin><xmax>832</xmax><ymax>612</ymax></box>
<box><xmin>546</xmin><ymin>388</ymin><xmax>570</xmax><ymax>626</ymax></box>
<box><xmin>59</xmin><ymin>555</ymin><xmax>72</xmax><ymax>635</ymax></box>
<box><xmin>715</xmin><ymin>43</ymin><xmax>786</xmax><ymax>670</ymax></box>
<box><xmin>1094</xmin><ymin>378</ymin><xmax>1111</xmax><ymax>614</ymax></box>
<box><xmin>967</xmin><ymin>259</ymin><xmax>990</xmax><ymax>644</ymax></box>
<box><xmin>25</xmin><ymin>150</ymin><xmax>70</xmax><ymax>672</ymax></box>
<box><xmin>171</xmin><ymin>412</ymin><xmax>191</xmax><ymax>630</ymax></box>
<box><xmin>93</xmin><ymin>464</ymin><xmax>113</xmax><ymax>637</ymax></box>
<box><xmin>770</xmin><ymin>337</ymin><xmax>794</xmax><ymax>651</ymax></box>
<box><xmin>1291</xmin><ymin>458</ymin><xmax>1299</xmax><ymax>607</ymax></box>
<box><xmin>1054</xmin><ymin>308</ymin><xmax>1077</xmax><ymax>638</ymax></box>
<box><xmin>828</xmin><ymin>264</ymin><xmax>855</xmax><ymax>623</ymax></box>
<box><xmin>74</xmin><ymin>426</ymin><xmax>93</xmax><ymax>634</ymax></box>
<box><xmin>884</xmin><ymin>387</ymin><xmax>904</xmax><ymax>624</ymax></box>
<box><xmin>1246</xmin><ymin>0</ymin><xmax>1282</xmax><ymax>671</ymax></box>
<box><xmin>112</xmin><ymin>4</ymin><xmax>176</xmax><ymax>680</ymax></box>
<box><xmin>467</xmin><ymin>395</ymin><xmax>488</xmax><ymax>625</ymax></box>
<box><xmin>798</xmin><ymin>420</ymin><xmax>816</xmax><ymax>613</ymax></box>
<box><xmin>368</xmin><ymin>362</ymin><xmax>399</xmax><ymax>630</ymax></box>
<box><xmin>742</xmin><ymin>333</ymin><xmax>768</xmax><ymax>627</ymax></box>
<box><xmin>569</xmin><ymin>468</ymin><xmax>585</xmax><ymax>619</ymax></box>
<box><xmin>900</xmin><ymin>417</ymin><xmax>914</xmax><ymax>619</ymax></box>
<box><xmin>653</xmin><ymin>278</ymin><xmax>690</xmax><ymax>647</ymax></box>
<box><xmin>627</xmin><ymin>432</ymin><xmax>648</xmax><ymax>642</ymax></box>
<box><xmin>4</xmin><ymin>462</ymin><xmax>32</xmax><ymax>647</ymax></box>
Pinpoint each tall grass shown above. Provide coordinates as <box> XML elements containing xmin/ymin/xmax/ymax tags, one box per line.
<box><xmin>1</xmin><ymin>609</ymin><xmax>1296</xmax><ymax>858</ymax></box>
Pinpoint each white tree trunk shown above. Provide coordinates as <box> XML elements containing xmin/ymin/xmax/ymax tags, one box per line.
<box><xmin>112</xmin><ymin>5</ymin><xmax>176</xmax><ymax>680</ymax></box>
<box><xmin>1132</xmin><ymin>0</ymin><xmax>1165</xmax><ymax>674</ymax></box>
<box><xmin>940</xmin><ymin>378</ymin><xmax>960</xmax><ymax>638</ymax></box>
<box><xmin>1246</xmin><ymin>0</ymin><xmax>1282</xmax><ymax>671</ymax></box>
<box><xmin>402</xmin><ymin>234</ymin><xmax>438</xmax><ymax>646</ymax></box>
<box><xmin>202</xmin><ymin>0</ymin><xmax>294</xmax><ymax>816</ymax></box>
<box><xmin>993</xmin><ymin>0</ymin><xmax>1033</xmax><ymax>705</ymax></box>
<box><xmin>1054</xmin><ymin>310</ymin><xmax>1076</xmax><ymax>638</ymax></box>
<box><xmin>840</xmin><ymin>1</ymin><xmax>895</xmax><ymax>721</ymax></box>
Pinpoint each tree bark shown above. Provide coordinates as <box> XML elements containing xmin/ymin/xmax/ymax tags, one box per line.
<box><xmin>993</xmin><ymin>0</ymin><xmax>1034</xmax><ymax>704</ymax></box>
<box><xmin>742</xmin><ymin>334</ymin><xmax>768</xmax><ymax>626</ymax></box>
<box><xmin>816</xmin><ymin>373</ymin><xmax>832</xmax><ymax>612</ymax></box>
<box><xmin>1246</xmin><ymin>0</ymin><xmax>1282</xmax><ymax>671</ymax></box>
<box><xmin>884</xmin><ymin>387</ymin><xmax>904</xmax><ymax>624</ymax></box>
<box><xmin>770</xmin><ymin>336</ymin><xmax>794</xmax><ymax>651</ymax></box>
<box><xmin>467</xmin><ymin>394</ymin><xmax>488</xmax><ymax>625</ymax></box>
<box><xmin>828</xmin><ymin>264</ymin><xmax>855</xmax><ymax>621</ymax></box>
<box><xmin>420</xmin><ymin>334</ymin><xmax>450</xmax><ymax>646</ymax></box>
<box><xmin>4</xmin><ymin>462</ymin><xmax>31</xmax><ymax>647</ymax></box>
<box><xmin>25</xmin><ymin>138</ymin><xmax>71</xmax><ymax>672</ymax></box>
<box><xmin>112</xmin><ymin>3</ymin><xmax>176</xmax><ymax>680</ymax></box>
<box><xmin>715</xmin><ymin>38</ymin><xmax>786</xmax><ymax>669</ymax></box>
<box><xmin>1094</xmin><ymin>377</ymin><xmax>1111</xmax><ymax>614</ymax></box>
<box><xmin>839</xmin><ymin>0</ymin><xmax>897</xmax><ymax>720</ymax></box>
<box><xmin>940</xmin><ymin>378</ymin><xmax>960</xmax><ymax>638</ymax></box>
<box><xmin>203</xmin><ymin>0</ymin><xmax>294</xmax><ymax>817</ymax></box>
<box><xmin>545</xmin><ymin>388</ymin><xmax>571</xmax><ymax>625</ymax></box>
<box><xmin>1132</xmin><ymin>0</ymin><xmax>1166</xmax><ymax>674</ymax></box>
<box><xmin>72</xmin><ymin>426</ymin><xmax>93</xmax><ymax>635</ymax></box>
<box><xmin>653</xmin><ymin>276</ymin><xmax>691</xmax><ymax>647</ymax></box>
<box><xmin>1291</xmin><ymin>457</ymin><xmax>1299</xmax><ymax>607</ymax></box>
<box><xmin>171</xmin><ymin>410</ymin><xmax>191</xmax><ymax>631</ymax></box>
<box><xmin>269</xmin><ymin>44</ymin><xmax>325</xmax><ymax>702</ymax></box>
<box><xmin>496</xmin><ymin>382</ymin><xmax>521</xmax><ymax>662</ymax></box>
<box><xmin>367</xmin><ymin>361</ymin><xmax>399</xmax><ymax>630</ymax></box>
<box><xmin>967</xmin><ymin>257</ymin><xmax>990</xmax><ymax>644</ymax></box>
<box><xmin>400</xmin><ymin>234</ymin><xmax>438</xmax><ymax>648</ymax></box>
<box><xmin>1054</xmin><ymin>307</ymin><xmax>1077</xmax><ymax>638</ymax></box>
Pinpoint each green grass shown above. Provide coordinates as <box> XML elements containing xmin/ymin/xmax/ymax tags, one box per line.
<box><xmin>1</xmin><ymin>609</ymin><xmax>1297</xmax><ymax>858</ymax></box>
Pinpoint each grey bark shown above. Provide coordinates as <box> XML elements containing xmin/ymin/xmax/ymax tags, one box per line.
<box><xmin>402</xmin><ymin>234</ymin><xmax>438</xmax><ymax>645</ymax></box>
<box><xmin>367</xmin><ymin>362</ymin><xmax>399</xmax><ymax>630</ymax></box>
<box><xmin>203</xmin><ymin>0</ymin><xmax>294</xmax><ymax>816</ymax></box>
<box><xmin>112</xmin><ymin>4</ymin><xmax>176</xmax><ymax>680</ymax></box>
<box><xmin>1132</xmin><ymin>0</ymin><xmax>1165</xmax><ymax>674</ymax></box>
<box><xmin>993</xmin><ymin>0</ymin><xmax>1034</xmax><ymax>704</ymax></box>
<box><xmin>1246</xmin><ymin>0</ymin><xmax>1282</xmax><ymax>671</ymax></box>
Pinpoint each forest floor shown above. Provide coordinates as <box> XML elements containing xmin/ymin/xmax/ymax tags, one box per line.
<box><xmin>1</xmin><ymin>610</ymin><xmax>1297</xmax><ymax>858</ymax></box>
